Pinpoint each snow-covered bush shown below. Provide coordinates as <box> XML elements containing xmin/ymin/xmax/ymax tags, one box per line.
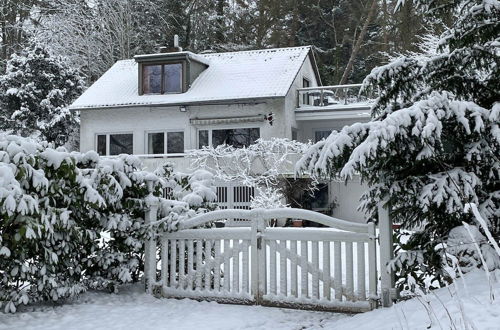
<box><xmin>0</xmin><ymin>43</ymin><xmax>85</xmax><ymax>147</ymax></box>
<box><xmin>154</xmin><ymin>163</ymin><xmax>217</xmax><ymax>231</ymax></box>
<box><xmin>297</xmin><ymin>0</ymin><xmax>499</xmax><ymax>290</ymax></box>
<box><xmin>0</xmin><ymin>134</ymin><xmax>173</xmax><ymax>312</ymax></box>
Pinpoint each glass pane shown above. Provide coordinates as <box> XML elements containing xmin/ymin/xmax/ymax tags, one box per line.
<box><xmin>148</xmin><ymin>132</ymin><xmax>164</xmax><ymax>154</ymax></box>
<box><xmin>167</xmin><ymin>131</ymin><xmax>184</xmax><ymax>153</ymax></box>
<box><xmin>314</xmin><ymin>130</ymin><xmax>331</xmax><ymax>142</ymax></box>
<box><xmin>302</xmin><ymin>79</ymin><xmax>310</xmax><ymax>105</ymax></box>
<box><xmin>198</xmin><ymin>130</ymin><xmax>208</xmax><ymax>149</ymax></box>
<box><xmin>163</xmin><ymin>63</ymin><xmax>182</xmax><ymax>93</ymax></box>
<box><xmin>212</xmin><ymin>128</ymin><xmax>260</xmax><ymax>148</ymax></box>
<box><xmin>109</xmin><ymin>134</ymin><xmax>133</xmax><ymax>155</ymax></box>
<box><xmin>142</xmin><ymin>65</ymin><xmax>161</xmax><ymax>94</ymax></box>
<box><xmin>97</xmin><ymin>135</ymin><xmax>107</xmax><ymax>156</ymax></box>
<box><xmin>311</xmin><ymin>184</ymin><xmax>329</xmax><ymax>209</ymax></box>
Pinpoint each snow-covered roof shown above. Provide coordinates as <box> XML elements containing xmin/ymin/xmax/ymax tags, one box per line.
<box><xmin>70</xmin><ymin>46</ymin><xmax>314</xmax><ymax>110</ymax></box>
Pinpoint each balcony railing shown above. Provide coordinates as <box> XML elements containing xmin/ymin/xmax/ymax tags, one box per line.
<box><xmin>297</xmin><ymin>84</ymin><xmax>375</xmax><ymax>109</ymax></box>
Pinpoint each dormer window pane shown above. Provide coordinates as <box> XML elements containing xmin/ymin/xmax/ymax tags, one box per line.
<box><xmin>143</xmin><ymin>65</ymin><xmax>161</xmax><ymax>94</ymax></box>
<box><xmin>163</xmin><ymin>63</ymin><xmax>182</xmax><ymax>93</ymax></box>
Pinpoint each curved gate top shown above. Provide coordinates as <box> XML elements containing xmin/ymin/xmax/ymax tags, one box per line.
<box><xmin>144</xmin><ymin>207</ymin><xmax>390</xmax><ymax>313</ymax></box>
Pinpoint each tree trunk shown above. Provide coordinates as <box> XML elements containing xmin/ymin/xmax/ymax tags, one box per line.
<box><xmin>339</xmin><ymin>0</ymin><xmax>378</xmax><ymax>85</ymax></box>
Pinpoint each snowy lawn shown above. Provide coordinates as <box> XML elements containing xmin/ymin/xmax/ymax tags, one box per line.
<box><xmin>1</xmin><ymin>270</ymin><xmax>499</xmax><ymax>330</ymax></box>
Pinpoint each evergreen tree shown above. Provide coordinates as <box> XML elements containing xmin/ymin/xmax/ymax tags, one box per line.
<box><xmin>297</xmin><ymin>0</ymin><xmax>500</xmax><ymax>289</ymax></box>
<box><xmin>0</xmin><ymin>43</ymin><xmax>85</xmax><ymax>146</ymax></box>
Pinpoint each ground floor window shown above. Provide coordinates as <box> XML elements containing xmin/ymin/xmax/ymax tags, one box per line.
<box><xmin>147</xmin><ymin>131</ymin><xmax>184</xmax><ymax>154</ymax></box>
<box><xmin>96</xmin><ymin>133</ymin><xmax>133</xmax><ymax>156</ymax></box>
<box><xmin>314</xmin><ymin>130</ymin><xmax>332</xmax><ymax>142</ymax></box>
<box><xmin>198</xmin><ymin>127</ymin><xmax>260</xmax><ymax>148</ymax></box>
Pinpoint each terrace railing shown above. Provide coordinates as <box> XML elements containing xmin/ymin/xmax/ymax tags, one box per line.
<box><xmin>297</xmin><ymin>84</ymin><xmax>376</xmax><ymax>109</ymax></box>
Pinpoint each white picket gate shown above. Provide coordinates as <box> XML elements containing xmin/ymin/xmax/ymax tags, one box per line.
<box><xmin>147</xmin><ymin>208</ymin><xmax>384</xmax><ymax>313</ymax></box>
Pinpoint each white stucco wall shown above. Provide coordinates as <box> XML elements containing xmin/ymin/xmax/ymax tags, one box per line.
<box><xmin>79</xmin><ymin>98</ymin><xmax>285</xmax><ymax>157</ymax></box>
<box><xmin>329</xmin><ymin>177</ymin><xmax>369</xmax><ymax>223</ymax></box>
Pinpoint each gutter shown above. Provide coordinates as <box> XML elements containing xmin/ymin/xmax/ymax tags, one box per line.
<box><xmin>69</xmin><ymin>96</ymin><xmax>284</xmax><ymax>112</ymax></box>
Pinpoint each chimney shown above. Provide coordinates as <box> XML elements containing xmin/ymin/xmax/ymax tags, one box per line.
<box><xmin>174</xmin><ymin>34</ymin><xmax>179</xmax><ymax>48</ymax></box>
<box><xmin>159</xmin><ymin>34</ymin><xmax>183</xmax><ymax>53</ymax></box>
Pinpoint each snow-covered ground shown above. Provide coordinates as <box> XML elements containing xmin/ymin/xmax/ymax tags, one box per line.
<box><xmin>1</xmin><ymin>270</ymin><xmax>499</xmax><ymax>330</ymax></box>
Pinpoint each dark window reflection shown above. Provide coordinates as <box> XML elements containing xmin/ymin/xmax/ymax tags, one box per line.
<box><xmin>212</xmin><ymin>128</ymin><xmax>260</xmax><ymax>148</ymax></box>
<box><xmin>142</xmin><ymin>65</ymin><xmax>162</xmax><ymax>94</ymax></box>
<box><xmin>167</xmin><ymin>131</ymin><xmax>184</xmax><ymax>153</ymax></box>
<box><xmin>97</xmin><ymin>135</ymin><xmax>106</xmax><ymax>156</ymax></box>
<box><xmin>198</xmin><ymin>130</ymin><xmax>209</xmax><ymax>149</ymax></box>
<box><xmin>148</xmin><ymin>132</ymin><xmax>164</xmax><ymax>154</ymax></box>
<box><xmin>109</xmin><ymin>134</ymin><xmax>133</xmax><ymax>155</ymax></box>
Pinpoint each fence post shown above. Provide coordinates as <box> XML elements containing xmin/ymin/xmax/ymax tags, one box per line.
<box><xmin>144</xmin><ymin>178</ymin><xmax>159</xmax><ymax>294</ymax></box>
<box><xmin>378</xmin><ymin>200</ymin><xmax>395</xmax><ymax>307</ymax></box>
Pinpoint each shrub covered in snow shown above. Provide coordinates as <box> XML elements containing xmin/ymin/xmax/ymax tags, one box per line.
<box><xmin>297</xmin><ymin>0</ymin><xmax>499</xmax><ymax>290</ymax></box>
<box><xmin>0</xmin><ymin>43</ymin><xmax>85</xmax><ymax>147</ymax></box>
<box><xmin>154</xmin><ymin>163</ymin><xmax>217</xmax><ymax>231</ymax></box>
<box><xmin>0</xmin><ymin>135</ymin><xmax>215</xmax><ymax>313</ymax></box>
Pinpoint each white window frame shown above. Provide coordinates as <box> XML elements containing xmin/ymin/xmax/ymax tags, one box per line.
<box><xmin>144</xmin><ymin>129</ymin><xmax>185</xmax><ymax>155</ymax></box>
<box><xmin>197</xmin><ymin>125</ymin><xmax>261</xmax><ymax>149</ymax></box>
<box><xmin>95</xmin><ymin>132</ymin><xmax>134</xmax><ymax>156</ymax></box>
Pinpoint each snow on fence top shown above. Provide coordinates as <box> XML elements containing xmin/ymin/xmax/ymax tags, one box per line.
<box><xmin>70</xmin><ymin>46</ymin><xmax>313</xmax><ymax>110</ymax></box>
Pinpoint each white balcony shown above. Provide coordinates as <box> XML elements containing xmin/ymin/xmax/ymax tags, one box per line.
<box><xmin>135</xmin><ymin>152</ymin><xmax>304</xmax><ymax>175</ymax></box>
<box><xmin>135</xmin><ymin>153</ymin><xmax>191</xmax><ymax>172</ymax></box>
<box><xmin>296</xmin><ymin>84</ymin><xmax>374</xmax><ymax>120</ymax></box>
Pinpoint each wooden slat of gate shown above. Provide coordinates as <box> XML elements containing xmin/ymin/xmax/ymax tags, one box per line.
<box><xmin>290</xmin><ymin>241</ymin><xmax>298</xmax><ymax>298</ymax></box>
<box><xmin>214</xmin><ymin>240</ymin><xmax>221</xmax><ymax>292</ymax></box>
<box><xmin>323</xmin><ymin>241</ymin><xmax>331</xmax><ymax>300</ymax></box>
<box><xmin>334</xmin><ymin>241</ymin><xmax>342</xmax><ymax>300</ymax></box>
<box><xmin>279</xmin><ymin>240</ymin><xmax>287</xmax><ymax>296</ymax></box>
<box><xmin>300</xmin><ymin>240</ymin><xmax>308</xmax><ymax>298</ymax></box>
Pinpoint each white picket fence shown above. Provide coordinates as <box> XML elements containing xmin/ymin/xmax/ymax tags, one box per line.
<box><xmin>144</xmin><ymin>206</ymin><xmax>396</xmax><ymax>313</ymax></box>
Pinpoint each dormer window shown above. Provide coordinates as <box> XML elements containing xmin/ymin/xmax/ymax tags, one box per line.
<box><xmin>142</xmin><ymin>63</ymin><xmax>182</xmax><ymax>94</ymax></box>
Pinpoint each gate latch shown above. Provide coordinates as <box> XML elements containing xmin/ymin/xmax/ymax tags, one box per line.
<box><xmin>256</xmin><ymin>233</ymin><xmax>263</xmax><ymax>249</ymax></box>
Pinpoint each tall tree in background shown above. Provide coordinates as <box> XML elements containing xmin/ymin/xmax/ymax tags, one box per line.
<box><xmin>0</xmin><ymin>43</ymin><xmax>85</xmax><ymax>145</ymax></box>
<box><xmin>24</xmin><ymin>0</ymin><xmax>432</xmax><ymax>85</ymax></box>
<box><xmin>0</xmin><ymin>0</ymin><xmax>51</xmax><ymax>70</ymax></box>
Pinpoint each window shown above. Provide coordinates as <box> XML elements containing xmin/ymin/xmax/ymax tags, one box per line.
<box><xmin>167</xmin><ymin>131</ymin><xmax>184</xmax><ymax>153</ymax></box>
<box><xmin>142</xmin><ymin>63</ymin><xmax>182</xmax><ymax>94</ymax></box>
<box><xmin>198</xmin><ymin>130</ymin><xmax>209</xmax><ymax>149</ymax></box>
<box><xmin>315</xmin><ymin>130</ymin><xmax>331</xmax><ymax>142</ymax></box>
<box><xmin>310</xmin><ymin>184</ymin><xmax>329</xmax><ymax>210</ymax></box>
<box><xmin>198</xmin><ymin>128</ymin><xmax>260</xmax><ymax>149</ymax></box>
<box><xmin>146</xmin><ymin>131</ymin><xmax>184</xmax><ymax>154</ymax></box>
<box><xmin>97</xmin><ymin>135</ymin><xmax>106</xmax><ymax>156</ymax></box>
<box><xmin>212</xmin><ymin>128</ymin><xmax>259</xmax><ymax>148</ymax></box>
<box><xmin>147</xmin><ymin>132</ymin><xmax>164</xmax><ymax>154</ymax></box>
<box><xmin>302</xmin><ymin>78</ymin><xmax>310</xmax><ymax>105</ymax></box>
<box><xmin>96</xmin><ymin>133</ymin><xmax>133</xmax><ymax>156</ymax></box>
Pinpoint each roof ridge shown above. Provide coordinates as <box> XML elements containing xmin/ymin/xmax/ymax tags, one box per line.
<box><xmin>200</xmin><ymin>45</ymin><xmax>311</xmax><ymax>57</ymax></box>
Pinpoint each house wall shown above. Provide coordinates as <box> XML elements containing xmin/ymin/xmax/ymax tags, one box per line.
<box><xmin>79</xmin><ymin>98</ymin><xmax>286</xmax><ymax>159</ymax></box>
<box><xmin>329</xmin><ymin>177</ymin><xmax>369</xmax><ymax>223</ymax></box>
<box><xmin>297</xmin><ymin>118</ymin><xmax>370</xmax><ymax>143</ymax></box>
<box><xmin>284</xmin><ymin>55</ymin><xmax>319</xmax><ymax>138</ymax></box>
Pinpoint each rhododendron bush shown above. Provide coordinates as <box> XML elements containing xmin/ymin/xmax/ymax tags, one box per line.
<box><xmin>0</xmin><ymin>134</ymin><xmax>215</xmax><ymax>313</ymax></box>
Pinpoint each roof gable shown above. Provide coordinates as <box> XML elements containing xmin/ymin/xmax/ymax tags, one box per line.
<box><xmin>70</xmin><ymin>46</ymin><xmax>314</xmax><ymax>110</ymax></box>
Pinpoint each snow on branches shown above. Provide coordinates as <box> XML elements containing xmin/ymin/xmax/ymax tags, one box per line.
<box><xmin>0</xmin><ymin>134</ymin><xmax>209</xmax><ymax>312</ymax></box>
<box><xmin>188</xmin><ymin>138</ymin><xmax>309</xmax><ymax>209</ymax></box>
<box><xmin>0</xmin><ymin>43</ymin><xmax>85</xmax><ymax>147</ymax></box>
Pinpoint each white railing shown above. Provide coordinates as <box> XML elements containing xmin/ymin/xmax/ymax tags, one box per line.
<box><xmin>144</xmin><ymin>206</ymin><xmax>395</xmax><ymax>312</ymax></box>
<box><xmin>297</xmin><ymin>84</ymin><xmax>376</xmax><ymax>109</ymax></box>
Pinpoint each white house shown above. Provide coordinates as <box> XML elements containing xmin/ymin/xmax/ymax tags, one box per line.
<box><xmin>70</xmin><ymin>44</ymin><xmax>372</xmax><ymax>223</ymax></box>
